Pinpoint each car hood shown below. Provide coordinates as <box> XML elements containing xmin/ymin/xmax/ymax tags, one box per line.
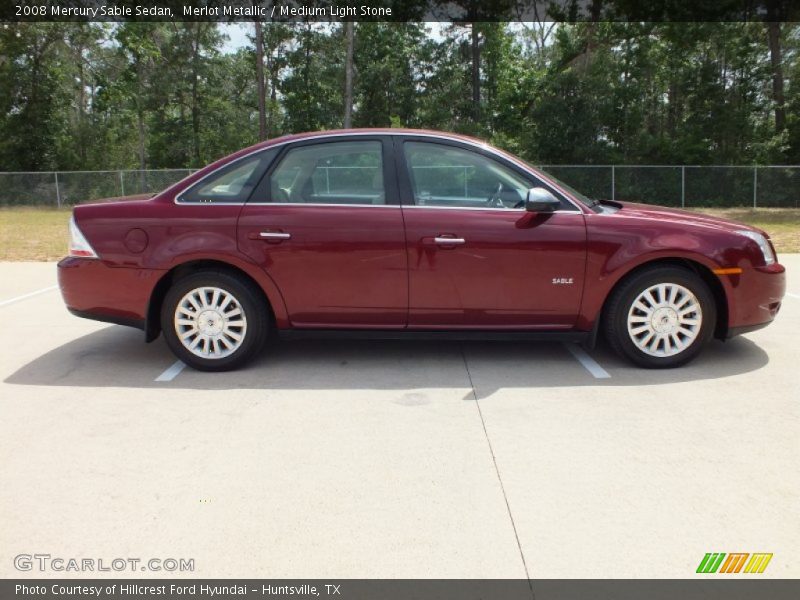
<box><xmin>610</xmin><ymin>201</ymin><xmax>767</xmax><ymax>237</ymax></box>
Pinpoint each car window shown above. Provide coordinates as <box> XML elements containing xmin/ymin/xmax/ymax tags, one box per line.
<box><xmin>403</xmin><ymin>142</ymin><xmax>533</xmax><ymax>209</ymax></box>
<box><xmin>181</xmin><ymin>150</ymin><xmax>276</xmax><ymax>204</ymax></box>
<box><xmin>269</xmin><ymin>141</ymin><xmax>385</xmax><ymax>205</ymax></box>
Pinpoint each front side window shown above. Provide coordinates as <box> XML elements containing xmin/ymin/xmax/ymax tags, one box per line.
<box><xmin>269</xmin><ymin>141</ymin><xmax>385</xmax><ymax>205</ymax></box>
<box><xmin>181</xmin><ymin>149</ymin><xmax>277</xmax><ymax>204</ymax></box>
<box><xmin>403</xmin><ymin>142</ymin><xmax>533</xmax><ymax>209</ymax></box>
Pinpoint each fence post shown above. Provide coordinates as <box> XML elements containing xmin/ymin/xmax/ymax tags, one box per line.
<box><xmin>54</xmin><ymin>172</ymin><xmax>62</xmax><ymax>208</ymax></box>
<box><xmin>753</xmin><ymin>166</ymin><xmax>758</xmax><ymax>209</ymax></box>
<box><xmin>119</xmin><ymin>171</ymin><xmax>125</xmax><ymax>196</ymax></box>
<box><xmin>611</xmin><ymin>165</ymin><xmax>615</xmax><ymax>200</ymax></box>
<box><xmin>681</xmin><ymin>165</ymin><xmax>685</xmax><ymax>208</ymax></box>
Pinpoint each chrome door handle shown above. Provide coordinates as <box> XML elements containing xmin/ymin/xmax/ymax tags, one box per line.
<box><xmin>434</xmin><ymin>236</ymin><xmax>465</xmax><ymax>245</ymax></box>
<box><xmin>259</xmin><ymin>231</ymin><xmax>291</xmax><ymax>240</ymax></box>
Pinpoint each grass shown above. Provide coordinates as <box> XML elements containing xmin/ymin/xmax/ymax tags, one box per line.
<box><xmin>0</xmin><ymin>207</ymin><xmax>72</xmax><ymax>261</ymax></box>
<box><xmin>0</xmin><ymin>206</ymin><xmax>798</xmax><ymax>262</ymax></box>
<box><xmin>689</xmin><ymin>207</ymin><xmax>800</xmax><ymax>254</ymax></box>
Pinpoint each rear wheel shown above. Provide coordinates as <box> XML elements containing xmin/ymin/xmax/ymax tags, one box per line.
<box><xmin>161</xmin><ymin>270</ymin><xmax>269</xmax><ymax>371</ymax></box>
<box><xmin>604</xmin><ymin>266</ymin><xmax>716</xmax><ymax>368</ymax></box>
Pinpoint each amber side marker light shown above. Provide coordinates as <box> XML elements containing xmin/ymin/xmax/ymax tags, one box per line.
<box><xmin>712</xmin><ymin>267</ymin><xmax>743</xmax><ymax>276</ymax></box>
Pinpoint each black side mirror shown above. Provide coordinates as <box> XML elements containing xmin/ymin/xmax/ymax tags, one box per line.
<box><xmin>525</xmin><ymin>187</ymin><xmax>560</xmax><ymax>213</ymax></box>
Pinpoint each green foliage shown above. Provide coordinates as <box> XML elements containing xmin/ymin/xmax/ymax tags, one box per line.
<box><xmin>281</xmin><ymin>23</ymin><xmax>345</xmax><ymax>133</ymax></box>
<box><xmin>0</xmin><ymin>23</ymin><xmax>71</xmax><ymax>170</ymax></box>
<box><xmin>353</xmin><ymin>23</ymin><xmax>430</xmax><ymax>128</ymax></box>
<box><xmin>0</xmin><ymin>21</ymin><xmax>797</xmax><ymax>171</ymax></box>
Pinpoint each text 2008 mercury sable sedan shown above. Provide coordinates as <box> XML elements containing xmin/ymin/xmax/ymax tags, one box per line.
<box><xmin>58</xmin><ymin>129</ymin><xmax>786</xmax><ymax>371</ymax></box>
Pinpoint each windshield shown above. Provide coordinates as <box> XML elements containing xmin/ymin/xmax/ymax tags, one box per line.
<box><xmin>517</xmin><ymin>159</ymin><xmax>598</xmax><ymax>209</ymax></box>
<box><xmin>506</xmin><ymin>158</ymin><xmax>599</xmax><ymax>210</ymax></box>
<box><xmin>543</xmin><ymin>174</ymin><xmax>595</xmax><ymax>206</ymax></box>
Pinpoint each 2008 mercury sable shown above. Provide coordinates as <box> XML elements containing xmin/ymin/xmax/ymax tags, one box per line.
<box><xmin>57</xmin><ymin>129</ymin><xmax>786</xmax><ymax>371</ymax></box>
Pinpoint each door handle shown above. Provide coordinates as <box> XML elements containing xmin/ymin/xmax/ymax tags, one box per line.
<box><xmin>433</xmin><ymin>236</ymin><xmax>465</xmax><ymax>246</ymax></box>
<box><xmin>249</xmin><ymin>231</ymin><xmax>291</xmax><ymax>243</ymax></box>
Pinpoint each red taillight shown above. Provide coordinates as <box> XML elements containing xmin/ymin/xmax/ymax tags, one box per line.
<box><xmin>68</xmin><ymin>215</ymin><xmax>98</xmax><ymax>259</ymax></box>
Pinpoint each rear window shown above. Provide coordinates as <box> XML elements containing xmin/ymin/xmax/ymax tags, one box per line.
<box><xmin>180</xmin><ymin>148</ymin><xmax>278</xmax><ymax>204</ymax></box>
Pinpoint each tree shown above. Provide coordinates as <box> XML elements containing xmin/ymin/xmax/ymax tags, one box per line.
<box><xmin>343</xmin><ymin>21</ymin><xmax>355</xmax><ymax>128</ymax></box>
<box><xmin>254</xmin><ymin>20</ymin><xmax>267</xmax><ymax>140</ymax></box>
<box><xmin>145</xmin><ymin>23</ymin><xmax>225</xmax><ymax>167</ymax></box>
<box><xmin>353</xmin><ymin>23</ymin><xmax>429</xmax><ymax>128</ymax></box>
<box><xmin>0</xmin><ymin>23</ymin><xmax>69</xmax><ymax>170</ymax></box>
<box><xmin>0</xmin><ymin>20</ymin><xmax>796</xmax><ymax>173</ymax></box>
<box><xmin>113</xmin><ymin>23</ymin><xmax>164</xmax><ymax>170</ymax></box>
<box><xmin>281</xmin><ymin>22</ymin><xmax>344</xmax><ymax>133</ymax></box>
<box><xmin>765</xmin><ymin>0</ymin><xmax>786</xmax><ymax>135</ymax></box>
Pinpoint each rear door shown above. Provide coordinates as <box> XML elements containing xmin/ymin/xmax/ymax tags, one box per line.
<box><xmin>237</xmin><ymin>136</ymin><xmax>408</xmax><ymax>328</ymax></box>
<box><xmin>397</xmin><ymin>137</ymin><xmax>587</xmax><ymax>329</ymax></box>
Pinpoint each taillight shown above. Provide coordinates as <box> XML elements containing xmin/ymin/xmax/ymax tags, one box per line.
<box><xmin>68</xmin><ymin>215</ymin><xmax>98</xmax><ymax>258</ymax></box>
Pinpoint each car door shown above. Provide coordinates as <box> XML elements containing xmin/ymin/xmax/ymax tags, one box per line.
<box><xmin>397</xmin><ymin>138</ymin><xmax>587</xmax><ymax>329</ymax></box>
<box><xmin>237</xmin><ymin>136</ymin><xmax>408</xmax><ymax>328</ymax></box>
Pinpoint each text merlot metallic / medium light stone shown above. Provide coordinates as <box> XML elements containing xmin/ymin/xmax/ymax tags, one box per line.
<box><xmin>180</xmin><ymin>5</ymin><xmax>393</xmax><ymax>18</ymax></box>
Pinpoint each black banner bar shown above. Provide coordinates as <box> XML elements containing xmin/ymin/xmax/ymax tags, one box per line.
<box><xmin>2</xmin><ymin>0</ymin><xmax>800</xmax><ymax>23</ymax></box>
<box><xmin>3</xmin><ymin>579</ymin><xmax>800</xmax><ymax>600</ymax></box>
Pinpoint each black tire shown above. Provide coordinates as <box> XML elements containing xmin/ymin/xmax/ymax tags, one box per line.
<box><xmin>161</xmin><ymin>270</ymin><xmax>269</xmax><ymax>372</ymax></box>
<box><xmin>603</xmin><ymin>266</ymin><xmax>716</xmax><ymax>368</ymax></box>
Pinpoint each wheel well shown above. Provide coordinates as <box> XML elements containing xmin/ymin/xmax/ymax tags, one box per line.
<box><xmin>600</xmin><ymin>258</ymin><xmax>729</xmax><ymax>340</ymax></box>
<box><xmin>145</xmin><ymin>260</ymin><xmax>273</xmax><ymax>342</ymax></box>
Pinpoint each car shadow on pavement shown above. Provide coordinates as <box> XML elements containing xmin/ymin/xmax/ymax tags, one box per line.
<box><xmin>4</xmin><ymin>324</ymin><xmax>770</xmax><ymax>396</ymax></box>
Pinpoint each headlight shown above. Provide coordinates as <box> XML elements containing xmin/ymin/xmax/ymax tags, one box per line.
<box><xmin>737</xmin><ymin>230</ymin><xmax>775</xmax><ymax>266</ymax></box>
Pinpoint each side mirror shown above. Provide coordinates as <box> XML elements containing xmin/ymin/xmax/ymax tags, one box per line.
<box><xmin>525</xmin><ymin>187</ymin><xmax>560</xmax><ymax>213</ymax></box>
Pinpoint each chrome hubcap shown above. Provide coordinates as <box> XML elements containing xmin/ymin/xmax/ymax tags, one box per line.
<box><xmin>174</xmin><ymin>287</ymin><xmax>247</xmax><ymax>359</ymax></box>
<box><xmin>627</xmin><ymin>283</ymin><xmax>702</xmax><ymax>357</ymax></box>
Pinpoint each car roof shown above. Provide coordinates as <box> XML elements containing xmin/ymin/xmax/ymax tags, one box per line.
<box><xmin>254</xmin><ymin>128</ymin><xmax>487</xmax><ymax>151</ymax></box>
<box><xmin>191</xmin><ymin>129</ymin><xmax>494</xmax><ymax>181</ymax></box>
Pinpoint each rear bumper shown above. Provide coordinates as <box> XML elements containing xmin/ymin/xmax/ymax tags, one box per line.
<box><xmin>57</xmin><ymin>257</ymin><xmax>161</xmax><ymax>330</ymax></box>
<box><xmin>725</xmin><ymin>263</ymin><xmax>785</xmax><ymax>337</ymax></box>
<box><xmin>67</xmin><ymin>307</ymin><xmax>144</xmax><ymax>330</ymax></box>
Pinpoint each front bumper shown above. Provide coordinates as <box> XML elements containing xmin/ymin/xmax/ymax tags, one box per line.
<box><xmin>724</xmin><ymin>263</ymin><xmax>785</xmax><ymax>338</ymax></box>
<box><xmin>57</xmin><ymin>257</ymin><xmax>162</xmax><ymax>330</ymax></box>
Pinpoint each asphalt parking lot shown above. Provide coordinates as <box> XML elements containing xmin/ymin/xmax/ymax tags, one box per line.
<box><xmin>1</xmin><ymin>259</ymin><xmax>798</xmax><ymax>579</ymax></box>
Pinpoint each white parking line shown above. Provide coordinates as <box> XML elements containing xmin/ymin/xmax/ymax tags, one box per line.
<box><xmin>155</xmin><ymin>360</ymin><xmax>186</xmax><ymax>382</ymax></box>
<box><xmin>564</xmin><ymin>343</ymin><xmax>611</xmax><ymax>379</ymax></box>
<box><xmin>0</xmin><ymin>285</ymin><xmax>58</xmax><ymax>308</ymax></box>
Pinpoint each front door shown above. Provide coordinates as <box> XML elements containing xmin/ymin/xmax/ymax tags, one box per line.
<box><xmin>238</xmin><ymin>137</ymin><xmax>408</xmax><ymax>328</ymax></box>
<box><xmin>397</xmin><ymin>139</ymin><xmax>587</xmax><ymax>329</ymax></box>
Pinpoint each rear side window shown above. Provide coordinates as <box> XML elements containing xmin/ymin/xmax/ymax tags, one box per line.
<box><xmin>268</xmin><ymin>141</ymin><xmax>385</xmax><ymax>205</ymax></box>
<box><xmin>180</xmin><ymin>149</ymin><xmax>277</xmax><ymax>204</ymax></box>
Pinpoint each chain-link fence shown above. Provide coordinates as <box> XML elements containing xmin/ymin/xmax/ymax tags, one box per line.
<box><xmin>0</xmin><ymin>166</ymin><xmax>798</xmax><ymax>208</ymax></box>
<box><xmin>539</xmin><ymin>165</ymin><xmax>800</xmax><ymax>208</ymax></box>
<box><xmin>0</xmin><ymin>169</ymin><xmax>196</xmax><ymax>207</ymax></box>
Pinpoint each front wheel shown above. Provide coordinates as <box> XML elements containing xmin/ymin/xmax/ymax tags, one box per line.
<box><xmin>161</xmin><ymin>270</ymin><xmax>269</xmax><ymax>371</ymax></box>
<box><xmin>604</xmin><ymin>267</ymin><xmax>716</xmax><ymax>368</ymax></box>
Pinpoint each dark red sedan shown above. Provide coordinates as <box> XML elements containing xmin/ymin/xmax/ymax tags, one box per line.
<box><xmin>58</xmin><ymin>129</ymin><xmax>785</xmax><ymax>371</ymax></box>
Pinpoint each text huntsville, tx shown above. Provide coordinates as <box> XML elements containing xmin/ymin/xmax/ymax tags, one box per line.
<box><xmin>28</xmin><ymin>4</ymin><xmax>393</xmax><ymax>18</ymax></box>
